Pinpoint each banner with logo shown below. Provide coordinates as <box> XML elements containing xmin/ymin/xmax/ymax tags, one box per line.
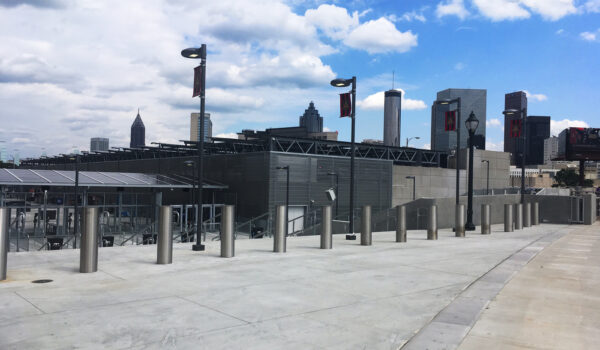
<box><xmin>339</xmin><ymin>92</ymin><xmax>351</xmax><ymax>117</ymax></box>
<box><xmin>193</xmin><ymin>65</ymin><xmax>203</xmax><ymax>97</ymax></box>
<box><xmin>444</xmin><ymin>111</ymin><xmax>456</xmax><ymax>131</ymax></box>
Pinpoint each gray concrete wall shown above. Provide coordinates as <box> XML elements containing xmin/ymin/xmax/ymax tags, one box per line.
<box><xmin>392</xmin><ymin>149</ymin><xmax>510</xmax><ymax>206</ymax></box>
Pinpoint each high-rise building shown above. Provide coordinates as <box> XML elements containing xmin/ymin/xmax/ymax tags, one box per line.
<box><xmin>90</xmin><ymin>137</ymin><xmax>109</xmax><ymax>152</ymax></box>
<box><xmin>383</xmin><ymin>90</ymin><xmax>402</xmax><ymax>147</ymax></box>
<box><xmin>544</xmin><ymin>136</ymin><xmax>559</xmax><ymax>164</ymax></box>
<box><xmin>431</xmin><ymin>88</ymin><xmax>486</xmax><ymax>152</ymax></box>
<box><xmin>299</xmin><ymin>101</ymin><xmax>323</xmax><ymax>133</ymax></box>
<box><xmin>526</xmin><ymin>116</ymin><xmax>550</xmax><ymax>165</ymax></box>
<box><xmin>504</xmin><ymin>91</ymin><xmax>527</xmax><ymax>165</ymax></box>
<box><xmin>130</xmin><ymin>109</ymin><xmax>145</xmax><ymax>148</ymax></box>
<box><xmin>190</xmin><ymin>113</ymin><xmax>212</xmax><ymax>142</ymax></box>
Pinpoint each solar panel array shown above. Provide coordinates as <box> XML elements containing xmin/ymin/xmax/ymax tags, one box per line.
<box><xmin>0</xmin><ymin>169</ymin><xmax>194</xmax><ymax>188</ymax></box>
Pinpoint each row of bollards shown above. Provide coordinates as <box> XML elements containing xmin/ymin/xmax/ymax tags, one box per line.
<box><xmin>0</xmin><ymin>201</ymin><xmax>541</xmax><ymax>279</ymax></box>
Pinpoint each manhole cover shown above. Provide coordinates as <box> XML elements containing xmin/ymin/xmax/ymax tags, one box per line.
<box><xmin>31</xmin><ymin>279</ymin><xmax>53</xmax><ymax>284</ymax></box>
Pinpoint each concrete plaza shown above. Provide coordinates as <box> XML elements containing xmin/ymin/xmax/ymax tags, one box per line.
<box><xmin>0</xmin><ymin>223</ymin><xmax>586</xmax><ymax>349</ymax></box>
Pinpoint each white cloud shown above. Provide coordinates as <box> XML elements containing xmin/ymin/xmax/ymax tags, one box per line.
<box><xmin>357</xmin><ymin>89</ymin><xmax>427</xmax><ymax>111</ymax></box>
<box><xmin>485</xmin><ymin>140</ymin><xmax>504</xmax><ymax>151</ymax></box>
<box><xmin>389</xmin><ymin>10</ymin><xmax>427</xmax><ymax>23</ymax></box>
<box><xmin>436</xmin><ymin>0</ymin><xmax>470</xmax><ymax>20</ymax></box>
<box><xmin>305</xmin><ymin>4</ymin><xmax>359</xmax><ymax>40</ymax></box>
<box><xmin>215</xmin><ymin>132</ymin><xmax>238</xmax><ymax>139</ymax></box>
<box><xmin>422</xmin><ymin>143</ymin><xmax>431</xmax><ymax>150</ymax></box>
<box><xmin>344</xmin><ymin>18</ymin><xmax>418</xmax><ymax>54</ymax></box>
<box><xmin>585</xmin><ymin>0</ymin><xmax>600</xmax><ymax>12</ymax></box>
<box><xmin>580</xmin><ymin>30</ymin><xmax>599</xmax><ymax>41</ymax></box>
<box><xmin>472</xmin><ymin>0</ymin><xmax>530</xmax><ymax>21</ymax></box>
<box><xmin>519</xmin><ymin>0</ymin><xmax>577</xmax><ymax>21</ymax></box>
<box><xmin>523</xmin><ymin>90</ymin><xmax>548</xmax><ymax>101</ymax></box>
<box><xmin>551</xmin><ymin>119</ymin><xmax>589</xmax><ymax>136</ymax></box>
<box><xmin>556</xmin><ymin>28</ymin><xmax>564</xmax><ymax>35</ymax></box>
<box><xmin>487</xmin><ymin>118</ymin><xmax>502</xmax><ymax>128</ymax></box>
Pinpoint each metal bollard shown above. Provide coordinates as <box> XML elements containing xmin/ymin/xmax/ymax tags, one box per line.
<box><xmin>514</xmin><ymin>203</ymin><xmax>523</xmax><ymax>230</ymax></box>
<box><xmin>523</xmin><ymin>202</ymin><xmax>531</xmax><ymax>228</ymax></box>
<box><xmin>0</xmin><ymin>208</ymin><xmax>8</xmax><ymax>281</ymax></box>
<box><xmin>80</xmin><ymin>207</ymin><xmax>99</xmax><ymax>273</ymax></box>
<box><xmin>504</xmin><ymin>204</ymin><xmax>513</xmax><ymax>232</ymax></box>
<box><xmin>220</xmin><ymin>205</ymin><xmax>235</xmax><ymax>258</ymax></box>
<box><xmin>396</xmin><ymin>205</ymin><xmax>406</xmax><ymax>242</ymax></box>
<box><xmin>427</xmin><ymin>205</ymin><xmax>438</xmax><ymax>240</ymax></box>
<box><xmin>455</xmin><ymin>204</ymin><xmax>465</xmax><ymax>237</ymax></box>
<box><xmin>481</xmin><ymin>204</ymin><xmax>491</xmax><ymax>235</ymax></box>
<box><xmin>361</xmin><ymin>205</ymin><xmax>372</xmax><ymax>246</ymax></box>
<box><xmin>321</xmin><ymin>206</ymin><xmax>332</xmax><ymax>249</ymax></box>
<box><xmin>274</xmin><ymin>205</ymin><xmax>286</xmax><ymax>253</ymax></box>
<box><xmin>532</xmin><ymin>202</ymin><xmax>539</xmax><ymax>225</ymax></box>
<box><xmin>157</xmin><ymin>206</ymin><xmax>173</xmax><ymax>264</ymax></box>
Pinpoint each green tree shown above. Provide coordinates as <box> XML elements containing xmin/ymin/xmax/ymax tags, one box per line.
<box><xmin>555</xmin><ymin>168</ymin><xmax>590</xmax><ymax>187</ymax></box>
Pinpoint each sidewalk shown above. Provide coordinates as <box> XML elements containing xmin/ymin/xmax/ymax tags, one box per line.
<box><xmin>458</xmin><ymin>222</ymin><xmax>600</xmax><ymax>349</ymax></box>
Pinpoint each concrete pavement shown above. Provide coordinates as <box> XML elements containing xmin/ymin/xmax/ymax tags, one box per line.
<box><xmin>0</xmin><ymin>223</ymin><xmax>578</xmax><ymax>349</ymax></box>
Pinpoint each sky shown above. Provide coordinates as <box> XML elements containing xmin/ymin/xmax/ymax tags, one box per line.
<box><xmin>0</xmin><ymin>0</ymin><xmax>599</xmax><ymax>159</ymax></box>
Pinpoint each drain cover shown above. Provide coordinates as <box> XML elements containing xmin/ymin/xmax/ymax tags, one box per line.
<box><xmin>32</xmin><ymin>279</ymin><xmax>53</xmax><ymax>284</ymax></box>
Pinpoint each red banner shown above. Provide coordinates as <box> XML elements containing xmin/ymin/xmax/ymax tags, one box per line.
<box><xmin>510</xmin><ymin>119</ymin><xmax>522</xmax><ymax>138</ymax></box>
<box><xmin>444</xmin><ymin>111</ymin><xmax>456</xmax><ymax>131</ymax></box>
<box><xmin>193</xmin><ymin>65</ymin><xmax>202</xmax><ymax>97</ymax></box>
<box><xmin>339</xmin><ymin>92</ymin><xmax>351</xmax><ymax>117</ymax></box>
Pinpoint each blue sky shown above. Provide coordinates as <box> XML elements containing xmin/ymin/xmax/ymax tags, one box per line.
<box><xmin>0</xmin><ymin>0</ymin><xmax>598</xmax><ymax>158</ymax></box>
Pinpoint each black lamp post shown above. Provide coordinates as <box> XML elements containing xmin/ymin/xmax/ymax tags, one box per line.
<box><xmin>69</xmin><ymin>153</ymin><xmax>80</xmax><ymax>248</ymax></box>
<box><xmin>182</xmin><ymin>44</ymin><xmax>207</xmax><ymax>251</ymax></box>
<box><xmin>503</xmin><ymin>107</ymin><xmax>527</xmax><ymax>204</ymax></box>
<box><xmin>184</xmin><ymin>160</ymin><xmax>196</xmax><ymax>236</ymax></box>
<box><xmin>434</xmin><ymin>98</ymin><xmax>462</xmax><ymax>207</ymax></box>
<box><xmin>405</xmin><ymin>136</ymin><xmax>420</xmax><ymax>148</ymax></box>
<box><xmin>330</xmin><ymin>76</ymin><xmax>356</xmax><ymax>240</ymax></box>
<box><xmin>327</xmin><ymin>172</ymin><xmax>339</xmax><ymax>218</ymax></box>
<box><xmin>405</xmin><ymin>176</ymin><xmax>416</xmax><ymax>200</ymax></box>
<box><xmin>465</xmin><ymin>111</ymin><xmax>479</xmax><ymax>231</ymax></box>
<box><xmin>276</xmin><ymin>166</ymin><xmax>290</xmax><ymax>236</ymax></box>
<box><xmin>481</xmin><ymin>160</ymin><xmax>490</xmax><ymax>195</ymax></box>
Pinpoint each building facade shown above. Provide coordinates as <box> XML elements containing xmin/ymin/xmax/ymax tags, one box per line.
<box><xmin>383</xmin><ymin>90</ymin><xmax>402</xmax><ymax>147</ymax></box>
<box><xmin>299</xmin><ymin>101</ymin><xmax>323</xmax><ymax>133</ymax></box>
<box><xmin>544</xmin><ymin>136</ymin><xmax>559</xmax><ymax>165</ymax></box>
<box><xmin>90</xmin><ymin>137</ymin><xmax>109</xmax><ymax>152</ymax></box>
<box><xmin>526</xmin><ymin>116</ymin><xmax>550</xmax><ymax>165</ymax></box>
<box><xmin>190</xmin><ymin>113</ymin><xmax>212</xmax><ymax>142</ymax></box>
<box><xmin>504</xmin><ymin>91</ymin><xmax>527</xmax><ymax>165</ymax></box>
<box><xmin>431</xmin><ymin>88</ymin><xmax>486</xmax><ymax>152</ymax></box>
<box><xmin>130</xmin><ymin>110</ymin><xmax>145</xmax><ymax>148</ymax></box>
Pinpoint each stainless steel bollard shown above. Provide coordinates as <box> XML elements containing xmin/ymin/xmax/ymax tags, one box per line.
<box><xmin>220</xmin><ymin>205</ymin><xmax>235</xmax><ymax>258</ymax></box>
<box><xmin>532</xmin><ymin>202</ymin><xmax>539</xmax><ymax>225</ymax></box>
<box><xmin>481</xmin><ymin>204</ymin><xmax>491</xmax><ymax>235</ymax></box>
<box><xmin>523</xmin><ymin>202</ymin><xmax>531</xmax><ymax>228</ymax></box>
<box><xmin>504</xmin><ymin>204</ymin><xmax>514</xmax><ymax>232</ymax></box>
<box><xmin>455</xmin><ymin>204</ymin><xmax>465</xmax><ymax>238</ymax></box>
<box><xmin>514</xmin><ymin>203</ymin><xmax>523</xmax><ymax>230</ymax></box>
<box><xmin>427</xmin><ymin>205</ymin><xmax>438</xmax><ymax>240</ymax></box>
<box><xmin>361</xmin><ymin>205</ymin><xmax>372</xmax><ymax>246</ymax></box>
<box><xmin>321</xmin><ymin>206</ymin><xmax>332</xmax><ymax>249</ymax></box>
<box><xmin>157</xmin><ymin>206</ymin><xmax>173</xmax><ymax>264</ymax></box>
<box><xmin>0</xmin><ymin>208</ymin><xmax>8</xmax><ymax>281</ymax></box>
<box><xmin>80</xmin><ymin>207</ymin><xmax>98</xmax><ymax>273</ymax></box>
<box><xmin>274</xmin><ymin>205</ymin><xmax>286</xmax><ymax>253</ymax></box>
<box><xmin>396</xmin><ymin>205</ymin><xmax>406</xmax><ymax>243</ymax></box>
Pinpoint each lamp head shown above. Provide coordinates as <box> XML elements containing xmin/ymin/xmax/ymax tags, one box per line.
<box><xmin>330</xmin><ymin>78</ymin><xmax>352</xmax><ymax>87</ymax></box>
<box><xmin>181</xmin><ymin>45</ymin><xmax>206</xmax><ymax>59</ymax></box>
<box><xmin>465</xmin><ymin>111</ymin><xmax>479</xmax><ymax>133</ymax></box>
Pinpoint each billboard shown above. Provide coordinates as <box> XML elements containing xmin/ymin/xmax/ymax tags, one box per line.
<box><xmin>557</xmin><ymin>127</ymin><xmax>600</xmax><ymax>160</ymax></box>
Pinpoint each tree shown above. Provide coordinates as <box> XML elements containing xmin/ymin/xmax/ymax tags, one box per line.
<box><xmin>554</xmin><ymin>168</ymin><xmax>593</xmax><ymax>187</ymax></box>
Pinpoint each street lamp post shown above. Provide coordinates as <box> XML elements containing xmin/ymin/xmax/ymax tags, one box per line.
<box><xmin>405</xmin><ymin>136</ymin><xmax>420</xmax><ymax>148</ymax></box>
<box><xmin>330</xmin><ymin>76</ymin><xmax>356</xmax><ymax>240</ymax></box>
<box><xmin>276</xmin><ymin>166</ymin><xmax>290</xmax><ymax>236</ymax></box>
<box><xmin>182</xmin><ymin>44</ymin><xmax>207</xmax><ymax>251</ymax></box>
<box><xmin>481</xmin><ymin>160</ymin><xmax>490</xmax><ymax>195</ymax></box>
<box><xmin>327</xmin><ymin>172</ymin><xmax>339</xmax><ymax>219</ymax></box>
<box><xmin>184</xmin><ymin>160</ymin><xmax>196</xmax><ymax>238</ymax></box>
<box><xmin>406</xmin><ymin>176</ymin><xmax>416</xmax><ymax>200</ymax></box>
<box><xmin>69</xmin><ymin>153</ymin><xmax>80</xmax><ymax>248</ymax></box>
<box><xmin>503</xmin><ymin>108</ymin><xmax>527</xmax><ymax>204</ymax></box>
<box><xmin>434</xmin><ymin>98</ymin><xmax>462</xmax><ymax>207</ymax></box>
<box><xmin>465</xmin><ymin>111</ymin><xmax>479</xmax><ymax>231</ymax></box>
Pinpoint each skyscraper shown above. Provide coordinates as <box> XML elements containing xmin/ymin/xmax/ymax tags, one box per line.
<box><xmin>190</xmin><ymin>113</ymin><xmax>212</xmax><ymax>142</ymax></box>
<box><xmin>504</xmin><ymin>91</ymin><xmax>527</xmax><ymax>165</ymax></box>
<box><xmin>544</xmin><ymin>136</ymin><xmax>559</xmax><ymax>164</ymax></box>
<box><xmin>90</xmin><ymin>137</ymin><xmax>109</xmax><ymax>152</ymax></box>
<box><xmin>299</xmin><ymin>101</ymin><xmax>323</xmax><ymax>133</ymax></box>
<box><xmin>431</xmin><ymin>88</ymin><xmax>486</xmax><ymax>152</ymax></box>
<box><xmin>130</xmin><ymin>109</ymin><xmax>145</xmax><ymax>148</ymax></box>
<box><xmin>383</xmin><ymin>90</ymin><xmax>401</xmax><ymax>147</ymax></box>
<box><xmin>526</xmin><ymin>116</ymin><xmax>550</xmax><ymax>165</ymax></box>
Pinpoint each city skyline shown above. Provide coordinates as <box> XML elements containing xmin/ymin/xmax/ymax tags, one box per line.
<box><xmin>0</xmin><ymin>0</ymin><xmax>598</xmax><ymax>157</ymax></box>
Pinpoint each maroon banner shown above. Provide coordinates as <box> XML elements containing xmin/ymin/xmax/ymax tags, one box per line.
<box><xmin>339</xmin><ymin>92</ymin><xmax>351</xmax><ymax>117</ymax></box>
<box><xmin>444</xmin><ymin>111</ymin><xmax>456</xmax><ymax>131</ymax></box>
<box><xmin>510</xmin><ymin>119</ymin><xmax>522</xmax><ymax>138</ymax></box>
<box><xmin>193</xmin><ymin>65</ymin><xmax>202</xmax><ymax>97</ymax></box>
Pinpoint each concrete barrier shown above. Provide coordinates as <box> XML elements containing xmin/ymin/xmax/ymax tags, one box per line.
<box><xmin>220</xmin><ymin>205</ymin><xmax>235</xmax><ymax>258</ymax></box>
<box><xmin>396</xmin><ymin>205</ymin><xmax>406</xmax><ymax>242</ymax></box>
<box><xmin>157</xmin><ymin>206</ymin><xmax>173</xmax><ymax>264</ymax></box>
<box><xmin>80</xmin><ymin>207</ymin><xmax>98</xmax><ymax>273</ymax></box>
<box><xmin>427</xmin><ymin>206</ymin><xmax>438</xmax><ymax>240</ymax></box>
<box><xmin>504</xmin><ymin>204</ymin><xmax>513</xmax><ymax>232</ymax></box>
<box><xmin>321</xmin><ymin>206</ymin><xmax>332</xmax><ymax>249</ymax></box>
<box><xmin>515</xmin><ymin>203</ymin><xmax>523</xmax><ymax>230</ymax></box>
<box><xmin>361</xmin><ymin>205</ymin><xmax>372</xmax><ymax>246</ymax></box>
<box><xmin>455</xmin><ymin>204</ymin><xmax>465</xmax><ymax>237</ymax></box>
<box><xmin>274</xmin><ymin>205</ymin><xmax>286</xmax><ymax>253</ymax></box>
<box><xmin>481</xmin><ymin>204</ymin><xmax>491</xmax><ymax>235</ymax></box>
